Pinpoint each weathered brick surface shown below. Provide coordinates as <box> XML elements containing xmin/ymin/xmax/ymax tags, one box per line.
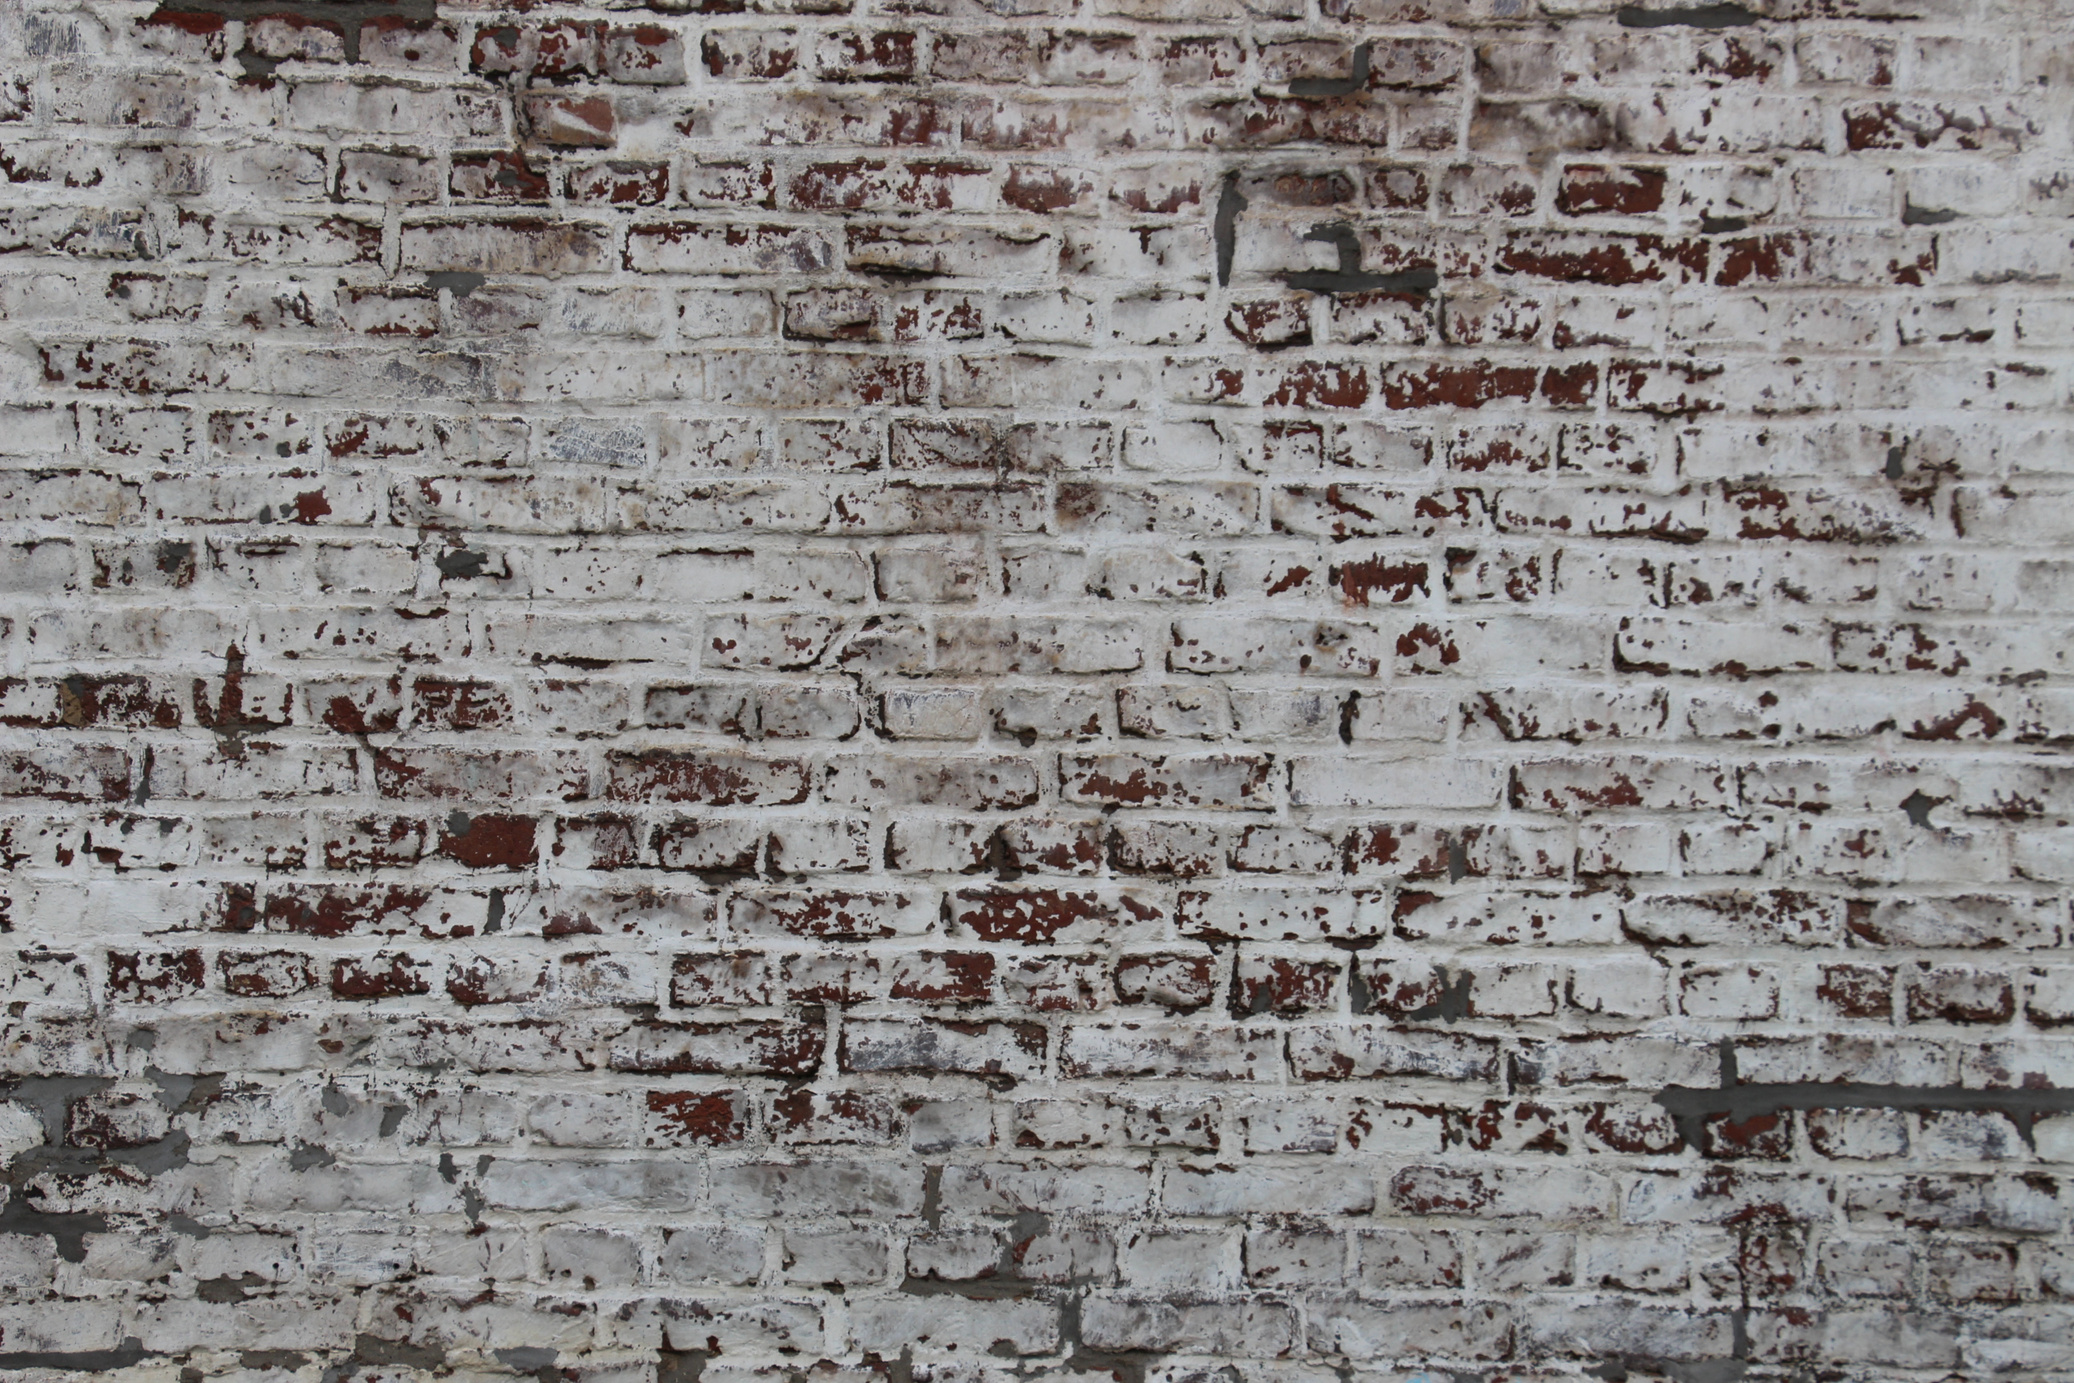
<box><xmin>0</xmin><ymin>0</ymin><xmax>2070</xmax><ymax>1374</ymax></box>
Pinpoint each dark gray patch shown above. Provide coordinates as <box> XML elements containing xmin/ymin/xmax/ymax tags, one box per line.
<box><xmin>0</xmin><ymin>1340</ymin><xmax>150</xmax><ymax>1370</ymax></box>
<box><xmin>198</xmin><ymin>1272</ymin><xmax>267</xmax><ymax>1303</ymax></box>
<box><xmin>1402</xmin><ymin>966</ymin><xmax>1473</xmax><ymax>1024</ymax></box>
<box><xmin>1288</xmin><ymin>42</ymin><xmax>1371</xmax><ymax>97</ymax></box>
<box><xmin>147</xmin><ymin>1069</ymin><xmax>222</xmax><ymax>1114</ymax></box>
<box><xmin>119</xmin><ymin>1129</ymin><xmax>191</xmax><ymax>1176</ymax></box>
<box><xmin>1346</xmin><ymin>963</ymin><xmax>1373</xmax><ymax>1014</ymax></box>
<box><xmin>289</xmin><ymin>1140</ymin><xmax>336</xmax><ymax>1172</ymax></box>
<box><xmin>132</xmin><ymin>744</ymin><xmax>154</xmax><ymax>806</ymax></box>
<box><xmin>0</xmin><ymin>1199</ymin><xmax>109</xmax><ymax>1263</ymax></box>
<box><xmin>495</xmin><ymin>1345</ymin><xmax>560</xmax><ymax>1378</ymax></box>
<box><xmin>0</xmin><ymin>1076</ymin><xmax>115</xmax><ymax>1142</ymax></box>
<box><xmin>1617</xmin><ymin>2</ymin><xmax>1758</xmax><ymax>26</ymax></box>
<box><xmin>436</xmin><ymin>546</ymin><xmax>489</xmax><ymax>578</ymax></box>
<box><xmin>1900</xmin><ymin>789</ymin><xmax>1945</xmax><ymax>828</ymax></box>
<box><xmin>427</xmin><ymin>271</ymin><xmax>488</xmax><ymax>298</ymax></box>
<box><xmin>155</xmin><ymin>540</ymin><xmax>195</xmax><ymax>578</ymax></box>
<box><xmin>1699</xmin><ymin>215</ymin><xmax>1749</xmax><ymax>234</ymax></box>
<box><xmin>1283</xmin><ymin>223</ymin><xmax>1438</xmax><ymax>295</ymax></box>
<box><xmin>658</xmin><ymin>1350</ymin><xmax>710</xmax><ymax>1383</ymax></box>
<box><xmin>350</xmin><ymin>1333</ymin><xmax>445</xmax><ymax>1371</ymax></box>
<box><xmin>1214</xmin><ymin>173</ymin><xmax>1248</xmax><ymax>288</ymax></box>
<box><xmin>1590</xmin><ymin>1354</ymin><xmax>1750</xmax><ymax>1383</ymax></box>
<box><xmin>1655</xmin><ymin>1039</ymin><xmax>2074</xmax><ymax>1151</ymax></box>
<box><xmin>983</xmin><ymin>829</ymin><xmax>1025</xmax><ymax>884</ymax></box>
<box><xmin>241</xmin><ymin>1351</ymin><xmax>310</xmax><ymax>1370</ymax></box>
<box><xmin>897</xmin><ymin>1274</ymin><xmax>1032</xmax><ymax>1300</ymax></box>
<box><xmin>1901</xmin><ymin>199</ymin><xmax>1960</xmax><ymax>226</ymax></box>
<box><xmin>920</xmin><ymin>1163</ymin><xmax>943</xmax><ymax>1230</ymax></box>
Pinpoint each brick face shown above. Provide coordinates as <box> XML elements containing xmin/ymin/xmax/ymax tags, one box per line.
<box><xmin>0</xmin><ymin>0</ymin><xmax>2069</xmax><ymax>1373</ymax></box>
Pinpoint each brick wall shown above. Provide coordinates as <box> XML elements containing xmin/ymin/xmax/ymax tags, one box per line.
<box><xmin>0</xmin><ymin>0</ymin><xmax>2069</xmax><ymax>1372</ymax></box>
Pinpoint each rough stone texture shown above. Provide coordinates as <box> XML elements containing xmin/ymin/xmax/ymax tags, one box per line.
<box><xmin>0</xmin><ymin>0</ymin><xmax>2070</xmax><ymax>1376</ymax></box>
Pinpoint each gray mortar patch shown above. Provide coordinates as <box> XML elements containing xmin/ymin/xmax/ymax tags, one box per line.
<box><xmin>1214</xmin><ymin>174</ymin><xmax>1248</xmax><ymax>288</ymax></box>
<box><xmin>1616</xmin><ymin>2</ymin><xmax>1758</xmax><ymax>25</ymax></box>
<box><xmin>1655</xmin><ymin>1039</ymin><xmax>2074</xmax><ymax>1150</ymax></box>
<box><xmin>1283</xmin><ymin>224</ymin><xmax>1439</xmax><ymax>296</ymax></box>
<box><xmin>1288</xmin><ymin>43</ymin><xmax>1372</xmax><ymax>98</ymax></box>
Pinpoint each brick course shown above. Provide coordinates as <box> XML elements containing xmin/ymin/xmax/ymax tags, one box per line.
<box><xmin>0</xmin><ymin>0</ymin><xmax>2070</xmax><ymax>1374</ymax></box>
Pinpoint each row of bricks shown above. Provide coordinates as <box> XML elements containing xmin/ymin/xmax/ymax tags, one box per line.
<box><xmin>20</xmin><ymin>289</ymin><xmax>2056</xmax><ymax>374</ymax></box>
<box><xmin>0</xmin><ymin>481</ymin><xmax>2040</xmax><ymax>555</ymax></box>
<box><xmin>0</xmin><ymin>781</ymin><xmax>2056</xmax><ymax>861</ymax></box>
<box><xmin>3</xmin><ymin>212</ymin><xmax>1983</xmax><ymax>288</ymax></box>
<box><xmin>35</xmin><ymin>1072</ymin><xmax>2074</xmax><ymax>1172</ymax></box>
<box><xmin>119</xmin><ymin>6</ymin><xmax>2026</xmax><ymax>73</ymax></box>
<box><xmin>2</xmin><ymin>611</ymin><xmax>2068</xmax><ymax>682</ymax></box>
<box><xmin>15</xmin><ymin>1143</ymin><xmax>2074</xmax><ymax>1235</ymax></box>
<box><xmin>30</xmin><ymin>1064</ymin><xmax>2074</xmax><ymax>1166</ymax></box>
<box><xmin>12</xmin><ymin>352</ymin><xmax>2057</xmax><ymax>427</ymax></box>
<box><xmin>121</xmin><ymin>15</ymin><xmax>2038</xmax><ymax>97</ymax></box>
<box><xmin>31</xmin><ymin>345</ymin><xmax>2066</xmax><ymax>417</ymax></box>
<box><xmin>0</xmin><ymin>1238</ymin><xmax>2041</xmax><ymax>1337</ymax></box>
<box><xmin>19</xmin><ymin>62</ymin><xmax>2058</xmax><ymax>161</ymax></box>
<box><xmin>4</xmin><ymin>227</ymin><xmax>2047</xmax><ymax>311</ymax></box>
<box><xmin>6</xmin><ymin>561</ymin><xmax>2071</xmax><ymax>622</ymax></box>
<box><xmin>19</xmin><ymin>822</ymin><xmax>2065</xmax><ymax>891</ymax></box>
<box><xmin>27</xmin><ymin>982</ymin><xmax>2074</xmax><ymax>1069</ymax></box>
<box><xmin>12</xmin><ymin>259</ymin><xmax>2040</xmax><ymax>337</ymax></box>
<box><xmin>5</xmin><ymin>537</ymin><xmax>2063</xmax><ymax>612</ymax></box>
<box><xmin>77</xmin><ymin>937</ymin><xmax>2074</xmax><ymax>1028</ymax></box>
<box><xmin>0</xmin><ymin>275</ymin><xmax>2057</xmax><ymax>371</ymax></box>
<box><xmin>74</xmin><ymin>0</ymin><xmax>2004</xmax><ymax>27</ymax></box>
<box><xmin>23</xmin><ymin>876</ymin><xmax>2057</xmax><ymax>949</ymax></box>
<box><xmin>9</xmin><ymin>662</ymin><xmax>2065</xmax><ymax>745</ymax></box>
<box><xmin>8</xmin><ymin>548</ymin><xmax>2068</xmax><ymax>605</ymax></box>
<box><xmin>5</xmin><ymin>736</ymin><xmax>2073</xmax><ymax>811</ymax></box>
<box><xmin>18</xmin><ymin>1013</ymin><xmax>2074</xmax><ymax>1092</ymax></box>
<box><xmin>0</xmin><ymin>473</ymin><xmax>2022</xmax><ymax>542</ymax></box>
<box><xmin>14</xmin><ymin>278</ymin><xmax>2068</xmax><ymax>365</ymax></box>
<box><xmin>12</xmin><ymin>1216</ymin><xmax>2061</xmax><ymax>1308</ymax></box>
<box><xmin>9</xmin><ymin>576</ymin><xmax>2065</xmax><ymax>654</ymax></box>
<box><xmin>9</xmin><ymin>861</ymin><xmax>2074</xmax><ymax>953</ymax></box>
<box><xmin>3</xmin><ymin>806</ymin><xmax>2068</xmax><ymax>889</ymax></box>
<box><xmin>0</xmin><ymin>465</ymin><xmax>1998</xmax><ymax>524</ymax></box>
<box><xmin>10</xmin><ymin>406</ymin><xmax>2061</xmax><ymax>480</ymax></box>
<box><xmin>2</xmin><ymin>1288</ymin><xmax>2060</xmax><ymax>1371</ymax></box>
<box><xmin>19</xmin><ymin>544</ymin><xmax>2074</xmax><ymax>626</ymax></box>
<box><xmin>9</xmin><ymin>139</ymin><xmax>2062</xmax><ymax>235</ymax></box>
